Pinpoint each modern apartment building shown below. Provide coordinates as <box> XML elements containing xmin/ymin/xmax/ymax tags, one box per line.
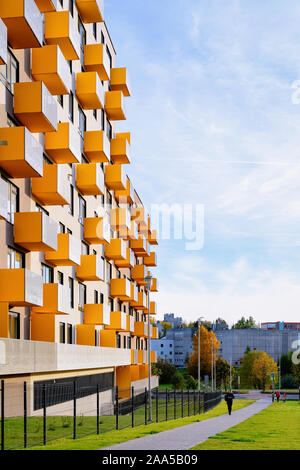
<box><xmin>152</xmin><ymin>327</ymin><xmax>196</xmax><ymax>368</ymax></box>
<box><xmin>0</xmin><ymin>0</ymin><xmax>159</xmax><ymax>412</ymax></box>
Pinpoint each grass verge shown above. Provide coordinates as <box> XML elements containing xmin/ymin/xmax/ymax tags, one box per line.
<box><xmin>22</xmin><ymin>399</ymin><xmax>255</xmax><ymax>450</ymax></box>
<box><xmin>191</xmin><ymin>401</ymin><xmax>300</xmax><ymax>450</ymax></box>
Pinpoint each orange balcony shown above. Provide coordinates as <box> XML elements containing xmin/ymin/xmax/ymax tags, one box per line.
<box><xmin>150</xmin><ymin>301</ymin><xmax>157</xmax><ymax>315</ymax></box>
<box><xmin>114</xmin><ymin>248</ymin><xmax>135</xmax><ymax>269</ymax></box>
<box><xmin>105</xmin><ymin>90</ymin><xmax>126</xmax><ymax>121</ymax></box>
<box><xmin>34</xmin><ymin>0</ymin><xmax>57</xmax><ymax>12</ymax></box>
<box><xmin>0</xmin><ymin>0</ymin><xmax>43</xmax><ymax>49</ymax></box>
<box><xmin>110</xmin><ymin>68</ymin><xmax>131</xmax><ymax>97</ymax></box>
<box><xmin>45</xmin><ymin>122</ymin><xmax>81</xmax><ymax>164</ymax></box>
<box><xmin>131</xmin><ymin>205</ymin><xmax>145</xmax><ymax>222</ymax></box>
<box><xmin>104</xmin><ymin>238</ymin><xmax>127</xmax><ymax>261</ymax></box>
<box><xmin>76</xmin><ymin>163</ymin><xmax>105</xmax><ymax>196</ymax></box>
<box><xmin>104</xmin><ymin>311</ymin><xmax>127</xmax><ymax>331</ymax></box>
<box><xmin>150</xmin><ymin>278</ymin><xmax>158</xmax><ymax>292</ymax></box>
<box><xmin>76</xmin><ymin>255</ymin><xmax>104</xmax><ymax>281</ymax></box>
<box><xmin>100</xmin><ymin>329</ymin><xmax>116</xmax><ymax>347</ymax></box>
<box><xmin>32</xmin><ymin>283</ymin><xmax>70</xmax><ymax>315</ymax></box>
<box><xmin>0</xmin><ymin>19</ymin><xmax>7</xmax><ymax>65</ymax></box>
<box><xmin>84</xmin><ymin>43</ymin><xmax>109</xmax><ymax>81</ymax></box>
<box><xmin>110</xmin><ymin>278</ymin><xmax>131</xmax><ymax>300</ymax></box>
<box><xmin>105</xmin><ymin>164</ymin><xmax>127</xmax><ymax>191</ymax></box>
<box><xmin>31</xmin><ymin>313</ymin><xmax>56</xmax><ymax>343</ymax></box>
<box><xmin>84</xmin><ymin>217</ymin><xmax>110</xmax><ymax>245</ymax></box>
<box><xmin>131</xmin><ymin>265</ymin><xmax>147</xmax><ymax>285</ymax></box>
<box><xmin>125</xmin><ymin>314</ymin><xmax>135</xmax><ymax>333</ymax></box>
<box><xmin>137</xmin><ymin>350</ymin><xmax>144</xmax><ymax>364</ymax></box>
<box><xmin>14</xmin><ymin>212</ymin><xmax>57</xmax><ymax>252</ymax></box>
<box><xmin>151</xmin><ymin>327</ymin><xmax>158</xmax><ymax>340</ymax></box>
<box><xmin>131</xmin><ymin>291</ymin><xmax>147</xmax><ymax>310</ymax></box>
<box><xmin>45</xmin><ymin>233</ymin><xmax>81</xmax><ymax>266</ymax></box>
<box><xmin>14</xmin><ymin>81</ymin><xmax>57</xmax><ymax>133</ymax></box>
<box><xmin>110</xmin><ymin>134</ymin><xmax>131</xmax><ymax>165</ymax></box>
<box><xmin>31</xmin><ymin>164</ymin><xmax>70</xmax><ymax>206</ymax></box>
<box><xmin>76</xmin><ymin>0</ymin><xmax>104</xmax><ymax>24</ymax></box>
<box><xmin>144</xmin><ymin>252</ymin><xmax>157</xmax><ymax>267</ymax></box>
<box><xmin>119</xmin><ymin>220</ymin><xmax>139</xmax><ymax>242</ymax></box>
<box><xmin>76</xmin><ymin>71</ymin><xmax>104</xmax><ymax>110</ymax></box>
<box><xmin>130</xmin><ymin>364</ymin><xmax>140</xmax><ymax>381</ymax></box>
<box><xmin>130</xmin><ymin>237</ymin><xmax>148</xmax><ymax>257</ymax></box>
<box><xmin>32</xmin><ymin>45</ymin><xmax>71</xmax><ymax>96</ymax></box>
<box><xmin>0</xmin><ymin>269</ymin><xmax>43</xmax><ymax>307</ymax></box>
<box><xmin>76</xmin><ymin>324</ymin><xmax>96</xmax><ymax>347</ymax></box>
<box><xmin>151</xmin><ymin>350</ymin><xmax>157</xmax><ymax>362</ymax></box>
<box><xmin>134</xmin><ymin>321</ymin><xmax>147</xmax><ymax>337</ymax></box>
<box><xmin>0</xmin><ymin>127</ymin><xmax>43</xmax><ymax>178</ymax></box>
<box><xmin>84</xmin><ymin>130</ymin><xmax>110</xmax><ymax>163</ymax></box>
<box><xmin>115</xmin><ymin>177</ymin><xmax>134</xmax><ymax>204</ymax></box>
<box><xmin>44</xmin><ymin>10</ymin><xmax>80</xmax><ymax>60</ymax></box>
<box><xmin>139</xmin><ymin>364</ymin><xmax>149</xmax><ymax>380</ymax></box>
<box><xmin>148</xmin><ymin>229</ymin><xmax>158</xmax><ymax>246</ymax></box>
<box><xmin>84</xmin><ymin>303</ymin><xmax>110</xmax><ymax>326</ymax></box>
<box><xmin>131</xmin><ymin>349</ymin><xmax>138</xmax><ymax>365</ymax></box>
<box><xmin>110</xmin><ymin>208</ymin><xmax>131</xmax><ymax>231</ymax></box>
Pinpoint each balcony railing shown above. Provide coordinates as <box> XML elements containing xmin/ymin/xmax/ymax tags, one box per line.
<box><xmin>76</xmin><ymin>71</ymin><xmax>104</xmax><ymax>110</ymax></box>
<box><xmin>84</xmin><ymin>130</ymin><xmax>110</xmax><ymax>163</ymax></box>
<box><xmin>84</xmin><ymin>303</ymin><xmax>110</xmax><ymax>326</ymax></box>
<box><xmin>14</xmin><ymin>211</ymin><xmax>58</xmax><ymax>252</ymax></box>
<box><xmin>0</xmin><ymin>268</ymin><xmax>43</xmax><ymax>307</ymax></box>
<box><xmin>45</xmin><ymin>233</ymin><xmax>81</xmax><ymax>267</ymax></box>
<box><xmin>76</xmin><ymin>0</ymin><xmax>104</xmax><ymax>24</ymax></box>
<box><xmin>76</xmin><ymin>163</ymin><xmax>105</xmax><ymax>196</ymax></box>
<box><xmin>31</xmin><ymin>164</ymin><xmax>71</xmax><ymax>206</ymax></box>
<box><xmin>44</xmin><ymin>10</ymin><xmax>81</xmax><ymax>60</ymax></box>
<box><xmin>0</xmin><ymin>19</ymin><xmax>7</xmax><ymax>65</ymax></box>
<box><xmin>45</xmin><ymin>122</ymin><xmax>81</xmax><ymax>164</ymax></box>
<box><xmin>76</xmin><ymin>255</ymin><xmax>104</xmax><ymax>281</ymax></box>
<box><xmin>32</xmin><ymin>283</ymin><xmax>71</xmax><ymax>315</ymax></box>
<box><xmin>110</xmin><ymin>67</ymin><xmax>131</xmax><ymax>97</ymax></box>
<box><xmin>84</xmin><ymin>43</ymin><xmax>110</xmax><ymax>81</ymax></box>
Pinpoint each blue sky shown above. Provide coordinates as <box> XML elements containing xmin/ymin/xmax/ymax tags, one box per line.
<box><xmin>105</xmin><ymin>0</ymin><xmax>300</xmax><ymax>326</ymax></box>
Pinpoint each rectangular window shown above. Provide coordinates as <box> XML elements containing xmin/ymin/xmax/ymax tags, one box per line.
<box><xmin>69</xmin><ymin>0</ymin><xmax>74</xmax><ymax>16</ymax></box>
<box><xmin>7</xmin><ymin>247</ymin><xmax>24</xmax><ymax>269</ymax></box>
<box><xmin>59</xmin><ymin>222</ymin><xmax>66</xmax><ymax>233</ymax></box>
<box><xmin>8</xmin><ymin>312</ymin><xmax>20</xmax><ymax>339</ymax></box>
<box><xmin>78</xmin><ymin>195</ymin><xmax>86</xmax><ymax>225</ymax></box>
<box><xmin>67</xmin><ymin>323</ymin><xmax>73</xmax><ymax>344</ymax></box>
<box><xmin>69</xmin><ymin>91</ymin><xmax>74</xmax><ymax>123</ymax></box>
<box><xmin>58</xmin><ymin>271</ymin><xmax>64</xmax><ymax>285</ymax></box>
<box><xmin>69</xmin><ymin>185</ymin><xmax>74</xmax><ymax>216</ymax></box>
<box><xmin>106</xmin><ymin>118</ymin><xmax>112</xmax><ymax>140</ymax></box>
<box><xmin>36</xmin><ymin>203</ymin><xmax>49</xmax><ymax>216</ymax></box>
<box><xmin>93</xmin><ymin>22</ymin><xmax>97</xmax><ymax>40</ymax></box>
<box><xmin>69</xmin><ymin>277</ymin><xmax>74</xmax><ymax>308</ymax></box>
<box><xmin>59</xmin><ymin>322</ymin><xmax>65</xmax><ymax>344</ymax></box>
<box><xmin>101</xmin><ymin>109</ymin><xmax>105</xmax><ymax>131</ymax></box>
<box><xmin>94</xmin><ymin>290</ymin><xmax>98</xmax><ymax>304</ymax></box>
<box><xmin>101</xmin><ymin>31</ymin><xmax>105</xmax><ymax>45</ymax></box>
<box><xmin>81</xmin><ymin>241</ymin><xmax>89</xmax><ymax>255</ymax></box>
<box><xmin>57</xmin><ymin>95</ymin><xmax>63</xmax><ymax>107</ymax></box>
<box><xmin>93</xmin><ymin>108</ymin><xmax>97</xmax><ymax>120</ymax></box>
<box><xmin>0</xmin><ymin>49</ymin><xmax>19</xmax><ymax>93</ymax></box>
<box><xmin>41</xmin><ymin>264</ymin><xmax>54</xmax><ymax>284</ymax></box>
<box><xmin>78</xmin><ymin>106</ymin><xmax>86</xmax><ymax>138</ymax></box>
<box><xmin>78</xmin><ymin>282</ymin><xmax>86</xmax><ymax>308</ymax></box>
<box><xmin>109</xmin><ymin>296</ymin><xmax>114</xmax><ymax>311</ymax></box>
<box><xmin>4</xmin><ymin>179</ymin><xmax>19</xmax><ymax>224</ymax></box>
<box><xmin>78</xmin><ymin>17</ymin><xmax>86</xmax><ymax>52</ymax></box>
<box><xmin>106</xmin><ymin>261</ymin><xmax>112</xmax><ymax>283</ymax></box>
<box><xmin>127</xmin><ymin>336</ymin><xmax>131</xmax><ymax>349</ymax></box>
<box><xmin>116</xmin><ymin>333</ymin><xmax>121</xmax><ymax>349</ymax></box>
<box><xmin>100</xmin><ymin>293</ymin><xmax>104</xmax><ymax>304</ymax></box>
<box><xmin>106</xmin><ymin>46</ymin><xmax>112</xmax><ymax>69</ymax></box>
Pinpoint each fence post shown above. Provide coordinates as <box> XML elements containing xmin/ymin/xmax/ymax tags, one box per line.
<box><xmin>145</xmin><ymin>387</ymin><xmax>147</xmax><ymax>425</ymax></box>
<box><xmin>131</xmin><ymin>386</ymin><xmax>134</xmax><ymax>428</ymax></box>
<box><xmin>156</xmin><ymin>388</ymin><xmax>158</xmax><ymax>423</ymax></box>
<box><xmin>116</xmin><ymin>387</ymin><xmax>119</xmax><ymax>430</ymax></box>
<box><xmin>174</xmin><ymin>389</ymin><xmax>176</xmax><ymax>420</ymax></box>
<box><xmin>188</xmin><ymin>389</ymin><xmax>190</xmax><ymax>417</ymax></box>
<box><xmin>97</xmin><ymin>384</ymin><xmax>100</xmax><ymax>435</ymax></box>
<box><xmin>73</xmin><ymin>381</ymin><xmax>76</xmax><ymax>440</ymax></box>
<box><xmin>194</xmin><ymin>389</ymin><xmax>196</xmax><ymax>415</ymax></box>
<box><xmin>24</xmin><ymin>382</ymin><xmax>27</xmax><ymax>449</ymax></box>
<box><xmin>166</xmin><ymin>389</ymin><xmax>168</xmax><ymax>421</ymax></box>
<box><xmin>43</xmin><ymin>384</ymin><xmax>47</xmax><ymax>446</ymax></box>
<box><xmin>198</xmin><ymin>390</ymin><xmax>201</xmax><ymax>414</ymax></box>
<box><xmin>1</xmin><ymin>380</ymin><xmax>4</xmax><ymax>451</ymax></box>
<box><xmin>181</xmin><ymin>389</ymin><xmax>183</xmax><ymax>418</ymax></box>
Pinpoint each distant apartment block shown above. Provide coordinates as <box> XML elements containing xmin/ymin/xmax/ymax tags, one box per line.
<box><xmin>151</xmin><ymin>327</ymin><xmax>196</xmax><ymax>368</ymax></box>
<box><xmin>261</xmin><ymin>322</ymin><xmax>300</xmax><ymax>331</ymax></box>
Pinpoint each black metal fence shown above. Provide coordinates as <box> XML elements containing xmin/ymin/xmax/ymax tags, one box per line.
<box><xmin>0</xmin><ymin>379</ymin><xmax>222</xmax><ymax>450</ymax></box>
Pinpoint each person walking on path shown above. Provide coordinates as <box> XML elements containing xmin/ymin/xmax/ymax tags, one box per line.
<box><xmin>283</xmin><ymin>393</ymin><xmax>287</xmax><ymax>403</ymax></box>
<box><xmin>224</xmin><ymin>389</ymin><xmax>235</xmax><ymax>415</ymax></box>
<box><xmin>276</xmin><ymin>390</ymin><xmax>280</xmax><ymax>403</ymax></box>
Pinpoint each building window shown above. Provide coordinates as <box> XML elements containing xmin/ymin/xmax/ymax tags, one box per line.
<box><xmin>106</xmin><ymin>118</ymin><xmax>112</xmax><ymax>140</ymax></box>
<box><xmin>59</xmin><ymin>222</ymin><xmax>66</xmax><ymax>233</ymax></box>
<box><xmin>100</xmin><ymin>293</ymin><xmax>104</xmax><ymax>304</ymax></box>
<box><xmin>101</xmin><ymin>31</ymin><xmax>105</xmax><ymax>45</ymax></box>
<box><xmin>127</xmin><ymin>336</ymin><xmax>131</xmax><ymax>349</ymax></box>
<box><xmin>78</xmin><ymin>17</ymin><xmax>86</xmax><ymax>53</ymax></box>
<box><xmin>81</xmin><ymin>241</ymin><xmax>89</xmax><ymax>255</ymax></box>
<box><xmin>69</xmin><ymin>0</ymin><xmax>74</xmax><ymax>16</ymax></box>
<box><xmin>106</xmin><ymin>46</ymin><xmax>112</xmax><ymax>69</ymax></box>
<box><xmin>93</xmin><ymin>22</ymin><xmax>97</xmax><ymax>40</ymax></box>
<box><xmin>101</xmin><ymin>109</ymin><xmax>105</xmax><ymax>131</ymax></box>
<box><xmin>68</xmin><ymin>185</ymin><xmax>74</xmax><ymax>216</ymax></box>
<box><xmin>0</xmin><ymin>49</ymin><xmax>19</xmax><ymax>93</ymax></box>
<box><xmin>116</xmin><ymin>333</ymin><xmax>121</xmax><ymax>349</ymax></box>
<box><xmin>93</xmin><ymin>108</ymin><xmax>97</xmax><ymax>120</ymax></box>
<box><xmin>41</xmin><ymin>264</ymin><xmax>54</xmax><ymax>284</ymax></box>
<box><xmin>106</xmin><ymin>261</ymin><xmax>112</xmax><ymax>283</ymax></box>
<box><xmin>57</xmin><ymin>95</ymin><xmax>63</xmax><ymax>107</ymax></box>
<box><xmin>94</xmin><ymin>290</ymin><xmax>99</xmax><ymax>304</ymax></box>
<box><xmin>69</xmin><ymin>277</ymin><xmax>74</xmax><ymax>308</ymax></box>
<box><xmin>78</xmin><ymin>195</ymin><xmax>86</xmax><ymax>225</ymax></box>
<box><xmin>69</xmin><ymin>91</ymin><xmax>74</xmax><ymax>123</ymax></box>
<box><xmin>7</xmin><ymin>247</ymin><xmax>24</xmax><ymax>269</ymax></box>
<box><xmin>36</xmin><ymin>203</ymin><xmax>49</xmax><ymax>216</ymax></box>
<box><xmin>78</xmin><ymin>282</ymin><xmax>86</xmax><ymax>308</ymax></box>
<box><xmin>8</xmin><ymin>312</ymin><xmax>20</xmax><ymax>339</ymax></box>
<box><xmin>5</xmin><ymin>179</ymin><xmax>19</xmax><ymax>224</ymax></box>
<box><xmin>58</xmin><ymin>271</ymin><xmax>64</xmax><ymax>285</ymax></box>
<box><xmin>78</xmin><ymin>106</ymin><xmax>86</xmax><ymax>138</ymax></box>
<box><xmin>67</xmin><ymin>323</ymin><xmax>73</xmax><ymax>344</ymax></box>
<box><xmin>59</xmin><ymin>322</ymin><xmax>65</xmax><ymax>344</ymax></box>
<box><xmin>109</xmin><ymin>296</ymin><xmax>114</xmax><ymax>311</ymax></box>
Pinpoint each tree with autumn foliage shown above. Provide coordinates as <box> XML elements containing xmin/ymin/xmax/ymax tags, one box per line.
<box><xmin>186</xmin><ymin>325</ymin><xmax>220</xmax><ymax>380</ymax></box>
<box><xmin>252</xmin><ymin>352</ymin><xmax>278</xmax><ymax>391</ymax></box>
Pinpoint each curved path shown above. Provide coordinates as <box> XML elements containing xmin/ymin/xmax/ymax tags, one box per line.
<box><xmin>100</xmin><ymin>395</ymin><xmax>271</xmax><ymax>451</ymax></box>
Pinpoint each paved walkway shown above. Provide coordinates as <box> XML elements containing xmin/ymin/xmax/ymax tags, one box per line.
<box><xmin>100</xmin><ymin>397</ymin><xmax>271</xmax><ymax>451</ymax></box>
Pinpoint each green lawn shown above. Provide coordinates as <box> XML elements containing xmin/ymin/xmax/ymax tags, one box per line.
<box><xmin>18</xmin><ymin>399</ymin><xmax>255</xmax><ymax>450</ymax></box>
<box><xmin>191</xmin><ymin>401</ymin><xmax>300</xmax><ymax>450</ymax></box>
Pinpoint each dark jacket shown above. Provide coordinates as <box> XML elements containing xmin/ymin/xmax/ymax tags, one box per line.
<box><xmin>224</xmin><ymin>392</ymin><xmax>235</xmax><ymax>403</ymax></box>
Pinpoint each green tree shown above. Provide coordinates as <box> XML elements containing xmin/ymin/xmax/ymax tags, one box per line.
<box><xmin>280</xmin><ymin>352</ymin><xmax>293</xmax><ymax>376</ymax></box>
<box><xmin>152</xmin><ymin>357</ymin><xmax>177</xmax><ymax>384</ymax></box>
<box><xmin>252</xmin><ymin>352</ymin><xmax>277</xmax><ymax>391</ymax></box>
<box><xmin>215</xmin><ymin>318</ymin><xmax>228</xmax><ymax>329</ymax></box>
<box><xmin>171</xmin><ymin>371</ymin><xmax>185</xmax><ymax>389</ymax></box>
<box><xmin>185</xmin><ymin>375</ymin><xmax>198</xmax><ymax>390</ymax></box>
<box><xmin>233</xmin><ymin>316</ymin><xmax>258</xmax><ymax>329</ymax></box>
<box><xmin>215</xmin><ymin>357</ymin><xmax>231</xmax><ymax>390</ymax></box>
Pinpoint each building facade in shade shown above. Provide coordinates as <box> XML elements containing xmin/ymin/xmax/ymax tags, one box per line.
<box><xmin>215</xmin><ymin>328</ymin><xmax>300</xmax><ymax>366</ymax></box>
<box><xmin>0</xmin><ymin>0</ymin><xmax>159</xmax><ymax>411</ymax></box>
<box><xmin>151</xmin><ymin>327</ymin><xmax>196</xmax><ymax>368</ymax></box>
